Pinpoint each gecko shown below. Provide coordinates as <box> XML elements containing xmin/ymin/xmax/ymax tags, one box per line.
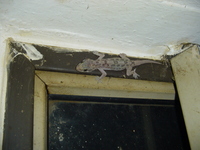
<box><xmin>76</xmin><ymin>51</ymin><xmax>162</xmax><ymax>80</ymax></box>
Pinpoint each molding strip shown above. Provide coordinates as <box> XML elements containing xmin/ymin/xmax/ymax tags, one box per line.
<box><xmin>36</xmin><ymin>71</ymin><xmax>175</xmax><ymax>100</ymax></box>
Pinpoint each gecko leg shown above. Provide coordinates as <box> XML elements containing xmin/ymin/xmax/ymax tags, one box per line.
<box><xmin>132</xmin><ymin>68</ymin><xmax>140</xmax><ymax>79</ymax></box>
<box><xmin>95</xmin><ymin>68</ymin><xmax>107</xmax><ymax>81</ymax></box>
<box><xmin>119</xmin><ymin>53</ymin><xmax>130</xmax><ymax>60</ymax></box>
<box><xmin>126</xmin><ymin>67</ymin><xmax>140</xmax><ymax>79</ymax></box>
<box><xmin>92</xmin><ymin>51</ymin><xmax>105</xmax><ymax>60</ymax></box>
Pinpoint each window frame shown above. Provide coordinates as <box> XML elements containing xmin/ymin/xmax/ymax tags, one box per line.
<box><xmin>3</xmin><ymin>40</ymin><xmax>183</xmax><ymax>150</ymax></box>
<box><xmin>34</xmin><ymin>70</ymin><xmax>175</xmax><ymax>150</ymax></box>
<box><xmin>171</xmin><ymin>45</ymin><xmax>200</xmax><ymax>150</ymax></box>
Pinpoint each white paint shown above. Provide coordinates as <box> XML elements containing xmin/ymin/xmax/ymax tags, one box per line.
<box><xmin>0</xmin><ymin>0</ymin><xmax>200</xmax><ymax>147</ymax></box>
<box><xmin>166</xmin><ymin>43</ymin><xmax>195</xmax><ymax>55</ymax></box>
<box><xmin>171</xmin><ymin>45</ymin><xmax>200</xmax><ymax>150</ymax></box>
<box><xmin>20</xmin><ymin>43</ymin><xmax>43</xmax><ymax>60</ymax></box>
<box><xmin>0</xmin><ymin>38</ymin><xmax>8</xmax><ymax>149</ymax></box>
<box><xmin>1</xmin><ymin>0</ymin><xmax>200</xmax><ymax>58</ymax></box>
<box><xmin>34</xmin><ymin>76</ymin><xmax>47</xmax><ymax>150</ymax></box>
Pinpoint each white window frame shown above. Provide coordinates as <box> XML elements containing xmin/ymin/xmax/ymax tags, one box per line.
<box><xmin>171</xmin><ymin>45</ymin><xmax>200</xmax><ymax>150</ymax></box>
<box><xmin>34</xmin><ymin>70</ymin><xmax>175</xmax><ymax>150</ymax></box>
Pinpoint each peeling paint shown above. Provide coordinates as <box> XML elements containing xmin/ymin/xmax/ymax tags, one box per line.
<box><xmin>19</xmin><ymin>43</ymin><xmax>43</xmax><ymax>60</ymax></box>
<box><xmin>166</xmin><ymin>43</ymin><xmax>199</xmax><ymax>56</ymax></box>
<box><xmin>9</xmin><ymin>48</ymin><xmax>30</xmax><ymax>62</ymax></box>
<box><xmin>50</xmin><ymin>46</ymin><xmax>89</xmax><ymax>53</ymax></box>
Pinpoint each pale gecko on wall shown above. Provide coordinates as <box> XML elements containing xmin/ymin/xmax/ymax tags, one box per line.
<box><xmin>76</xmin><ymin>51</ymin><xmax>162</xmax><ymax>81</ymax></box>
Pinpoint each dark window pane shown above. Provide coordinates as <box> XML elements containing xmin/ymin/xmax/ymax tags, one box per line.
<box><xmin>48</xmin><ymin>95</ymin><xmax>187</xmax><ymax>150</ymax></box>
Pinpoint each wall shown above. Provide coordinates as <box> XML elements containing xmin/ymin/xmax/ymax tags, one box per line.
<box><xmin>1</xmin><ymin>0</ymin><xmax>200</xmax><ymax>57</ymax></box>
<box><xmin>1</xmin><ymin>0</ymin><xmax>200</xmax><ymax>147</ymax></box>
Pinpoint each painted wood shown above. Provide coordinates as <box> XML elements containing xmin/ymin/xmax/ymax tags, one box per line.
<box><xmin>3</xmin><ymin>55</ymin><xmax>35</xmax><ymax>150</ymax></box>
<box><xmin>171</xmin><ymin>45</ymin><xmax>200</xmax><ymax>150</ymax></box>
<box><xmin>33</xmin><ymin>75</ymin><xmax>47</xmax><ymax>150</ymax></box>
<box><xmin>11</xmin><ymin>41</ymin><xmax>173</xmax><ymax>82</ymax></box>
<box><xmin>36</xmin><ymin>70</ymin><xmax>175</xmax><ymax>100</ymax></box>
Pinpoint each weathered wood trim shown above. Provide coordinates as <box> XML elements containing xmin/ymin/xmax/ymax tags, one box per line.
<box><xmin>33</xmin><ymin>75</ymin><xmax>47</xmax><ymax>150</ymax></box>
<box><xmin>171</xmin><ymin>45</ymin><xmax>200</xmax><ymax>150</ymax></box>
<box><xmin>3</xmin><ymin>55</ymin><xmax>35</xmax><ymax>150</ymax></box>
<box><xmin>10</xmin><ymin>41</ymin><xmax>173</xmax><ymax>82</ymax></box>
<box><xmin>36</xmin><ymin>70</ymin><xmax>175</xmax><ymax>100</ymax></box>
<box><xmin>2</xmin><ymin>40</ymin><xmax>176</xmax><ymax>150</ymax></box>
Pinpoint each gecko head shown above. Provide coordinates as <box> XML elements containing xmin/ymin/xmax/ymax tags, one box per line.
<box><xmin>76</xmin><ymin>59</ymin><xmax>95</xmax><ymax>72</ymax></box>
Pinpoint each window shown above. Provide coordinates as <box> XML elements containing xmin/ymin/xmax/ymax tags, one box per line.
<box><xmin>3</xmin><ymin>41</ymin><xmax>190</xmax><ymax>150</ymax></box>
<box><xmin>35</xmin><ymin>70</ymin><xmax>189</xmax><ymax>149</ymax></box>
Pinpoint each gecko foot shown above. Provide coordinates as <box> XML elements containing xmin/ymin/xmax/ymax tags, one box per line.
<box><xmin>92</xmin><ymin>51</ymin><xmax>105</xmax><ymax>60</ymax></box>
<box><xmin>119</xmin><ymin>53</ymin><xmax>128</xmax><ymax>59</ymax></box>
<box><xmin>132</xmin><ymin>68</ymin><xmax>140</xmax><ymax>79</ymax></box>
<box><xmin>92</xmin><ymin>51</ymin><xmax>99</xmax><ymax>55</ymax></box>
<box><xmin>119</xmin><ymin>53</ymin><xmax>127</xmax><ymax>57</ymax></box>
<box><xmin>95</xmin><ymin>76</ymin><xmax>102</xmax><ymax>83</ymax></box>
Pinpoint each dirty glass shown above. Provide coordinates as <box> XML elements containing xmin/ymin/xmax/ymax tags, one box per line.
<box><xmin>48</xmin><ymin>95</ymin><xmax>188</xmax><ymax>150</ymax></box>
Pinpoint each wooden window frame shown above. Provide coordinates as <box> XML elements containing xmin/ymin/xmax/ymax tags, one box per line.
<box><xmin>171</xmin><ymin>45</ymin><xmax>200</xmax><ymax>150</ymax></box>
<box><xmin>34</xmin><ymin>70</ymin><xmax>175</xmax><ymax>150</ymax></box>
<box><xmin>3</xmin><ymin>40</ymin><xmax>190</xmax><ymax>150</ymax></box>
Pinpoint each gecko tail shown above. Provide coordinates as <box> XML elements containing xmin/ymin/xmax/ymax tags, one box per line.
<box><xmin>133</xmin><ymin>60</ymin><xmax>162</xmax><ymax>67</ymax></box>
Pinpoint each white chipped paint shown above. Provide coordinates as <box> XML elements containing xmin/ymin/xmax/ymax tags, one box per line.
<box><xmin>165</xmin><ymin>43</ymin><xmax>195</xmax><ymax>56</ymax></box>
<box><xmin>20</xmin><ymin>43</ymin><xmax>43</xmax><ymax>60</ymax></box>
<box><xmin>165</xmin><ymin>43</ymin><xmax>200</xmax><ymax>57</ymax></box>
